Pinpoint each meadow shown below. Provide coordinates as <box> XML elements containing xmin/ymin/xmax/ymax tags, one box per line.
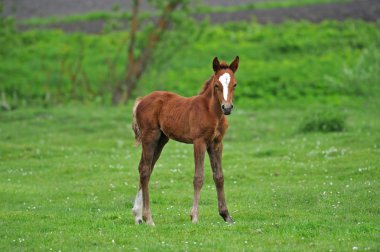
<box><xmin>1</xmin><ymin>3</ymin><xmax>380</xmax><ymax>250</ymax></box>
<box><xmin>1</xmin><ymin>100</ymin><xmax>379</xmax><ymax>251</ymax></box>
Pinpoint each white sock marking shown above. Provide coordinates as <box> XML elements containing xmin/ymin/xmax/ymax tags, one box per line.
<box><xmin>219</xmin><ymin>73</ymin><xmax>231</xmax><ymax>101</ymax></box>
<box><xmin>132</xmin><ymin>189</ymin><xmax>143</xmax><ymax>222</ymax></box>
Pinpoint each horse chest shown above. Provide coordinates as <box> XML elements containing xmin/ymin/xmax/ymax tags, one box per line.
<box><xmin>213</xmin><ymin>122</ymin><xmax>227</xmax><ymax>143</ymax></box>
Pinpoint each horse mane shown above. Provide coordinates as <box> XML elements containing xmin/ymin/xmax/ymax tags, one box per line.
<box><xmin>198</xmin><ymin>61</ymin><xmax>229</xmax><ymax>95</ymax></box>
<box><xmin>198</xmin><ymin>75</ymin><xmax>214</xmax><ymax>95</ymax></box>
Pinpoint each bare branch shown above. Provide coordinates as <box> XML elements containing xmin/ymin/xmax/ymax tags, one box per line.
<box><xmin>112</xmin><ymin>0</ymin><xmax>183</xmax><ymax>104</ymax></box>
<box><xmin>125</xmin><ymin>1</ymin><xmax>182</xmax><ymax>100</ymax></box>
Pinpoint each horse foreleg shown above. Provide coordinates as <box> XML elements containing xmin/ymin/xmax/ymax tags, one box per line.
<box><xmin>207</xmin><ymin>142</ymin><xmax>234</xmax><ymax>223</ymax></box>
<box><xmin>190</xmin><ymin>140</ymin><xmax>206</xmax><ymax>223</ymax></box>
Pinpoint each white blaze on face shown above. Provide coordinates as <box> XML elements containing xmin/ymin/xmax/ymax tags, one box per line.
<box><xmin>219</xmin><ymin>73</ymin><xmax>231</xmax><ymax>101</ymax></box>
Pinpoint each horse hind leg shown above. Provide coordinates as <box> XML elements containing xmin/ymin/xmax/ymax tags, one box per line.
<box><xmin>132</xmin><ymin>133</ymin><xmax>168</xmax><ymax>225</ymax></box>
<box><xmin>152</xmin><ymin>134</ymin><xmax>169</xmax><ymax>168</ymax></box>
<box><xmin>132</xmin><ymin>129</ymin><xmax>165</xmax><ymax>225</ymax></box>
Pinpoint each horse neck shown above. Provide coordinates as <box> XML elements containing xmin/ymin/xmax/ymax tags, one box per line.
<box><xmin>200</xmin><ymin>75</ymin><xmax>224</xmax><ymax>118</ymax></box>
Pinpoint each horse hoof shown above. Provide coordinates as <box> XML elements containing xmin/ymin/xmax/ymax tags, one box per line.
<box><xmin>190</xmin><ymin>214</ymin><xmax>199</xmax><ymax>223</ymax></box>
<box><xmin>146</xmin><ymin>221</ymin><xmax>155</xmax><ymax>226</ymax></box>
<box><xmin>138</xmin><ymin>219</ymin><xmax>143</xmax><ymax>224</ymax></box>
<box><xmin>225</xmin><ymin>216</ymin><xmax>235</xmax><ymax>224</ymax></box>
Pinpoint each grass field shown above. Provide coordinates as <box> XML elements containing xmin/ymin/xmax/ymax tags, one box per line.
<box><xmin>1</xmin><ymin>99</ymin><xmax>379</xmax><ymax>251</ymax></box>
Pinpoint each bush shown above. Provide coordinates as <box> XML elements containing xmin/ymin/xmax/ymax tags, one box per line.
<box><xmin>299</xmin><ymin>107</ymin><xmax>346</xmax><ymax>133</ymax></box>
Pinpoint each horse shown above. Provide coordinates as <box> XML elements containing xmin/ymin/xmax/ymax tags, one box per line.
<box><xmin>131</xmin><ymin>56</ymin><xmax>239</xmax><ymax>225</ymax></box>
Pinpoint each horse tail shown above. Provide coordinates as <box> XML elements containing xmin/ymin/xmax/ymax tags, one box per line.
<box><xmin>132</xmin><ymin>97</ymin><xmax>143</xmax><ymax>145</ymax></box>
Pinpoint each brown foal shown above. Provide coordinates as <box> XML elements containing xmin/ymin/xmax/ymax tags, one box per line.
<box><xmin>132</xmin><ymin>56</ymin><xmax>239</xmax><ymax>225</ymax></box>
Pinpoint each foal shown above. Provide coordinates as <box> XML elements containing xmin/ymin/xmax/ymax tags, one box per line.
<box><xmin>132</xmin><ymin>56</ymin><xmax>239</xmax><ymax>225</ymax></box>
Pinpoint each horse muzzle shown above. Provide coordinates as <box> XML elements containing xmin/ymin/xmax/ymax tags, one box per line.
<box><xmin>221</xmin><ymin>103</ymin><xmax>234</xmax><ymax>115</ymax></box>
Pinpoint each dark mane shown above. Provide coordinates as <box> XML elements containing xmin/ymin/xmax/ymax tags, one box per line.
<box><xmin>198</xmin><ymin>75</ymin><xmax>214</xmax><ymax>95</ymax></box>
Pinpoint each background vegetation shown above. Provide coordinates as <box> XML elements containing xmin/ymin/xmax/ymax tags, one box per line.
<box><xmin>1</xmin><ymin>0</ymin><xmax>379</xmax><ymax>250</ymax></box>
<box><xmin>1</xmin><ymin>18</ymin><xmax>379</xmax><ymax>107</ymax></box>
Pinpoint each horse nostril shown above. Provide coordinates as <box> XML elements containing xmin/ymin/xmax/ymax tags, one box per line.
<box><xmin>231</xmin><ymin>104</ymin><xmax>234</xmax><ymax>109</ymax></box>
<box><xmin>221</xmin><ymin>104</ymin><xmax>225</xmax><ymax>110</ymax></box>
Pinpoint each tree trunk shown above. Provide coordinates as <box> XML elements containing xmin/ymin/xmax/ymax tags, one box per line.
<box><xmin>112</xmin><ymin>0</ymin><xmax>181</xmax><ymax>105</ymax></box>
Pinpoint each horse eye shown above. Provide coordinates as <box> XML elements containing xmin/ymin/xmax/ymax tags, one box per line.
<box><xmin>233</xmin><ymin>84</ymin><xmax>237</xmax><ymax>89</ymax></box>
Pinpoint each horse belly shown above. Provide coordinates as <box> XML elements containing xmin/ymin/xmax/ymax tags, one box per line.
<box><xmin>160</xmin><ymin>123</ymin><xmax>193</xmax><ymax>144</ymax></box>
<box><xmin>158</xmin><ymin>96</ymin><xmax>195</xmax><ymax>144</ymax></box>
<box><xmin>159</xmin><ymin>111</ymin><xmax>193</xmax><ymax>144</ymax></box>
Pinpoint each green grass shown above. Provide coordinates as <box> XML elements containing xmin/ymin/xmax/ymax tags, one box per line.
<box><xmin>2</xmin><ymin>20</ymin><xmax>379</xmax><ymax>106</ymax></box>
<box><xmin>1</xmin><ymin>99</ymin><xmax>379</xmax><ymax>251</ymax></box>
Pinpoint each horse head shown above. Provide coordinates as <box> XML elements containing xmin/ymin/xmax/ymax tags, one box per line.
<box><xmin>212</xmin><ymin>56</ymin><xmax>239</xmax><ymax>115</ymax></box>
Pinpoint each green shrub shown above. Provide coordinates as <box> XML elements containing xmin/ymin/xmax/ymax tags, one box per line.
<box><xmin>299</xmin><ymin>108</ymin><xmax>346</xmax><ymax>133</ymax></box>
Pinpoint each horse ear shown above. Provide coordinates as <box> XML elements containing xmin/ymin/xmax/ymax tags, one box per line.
<box><xmin>213</xmin><ymin>57</ymin><xmax>220</xmax><ymax>72</ymax></box>
<box><xmin>229</xmin><ymin>56</ymin><xmax>239</xmax><ymax>73</ymax></box>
